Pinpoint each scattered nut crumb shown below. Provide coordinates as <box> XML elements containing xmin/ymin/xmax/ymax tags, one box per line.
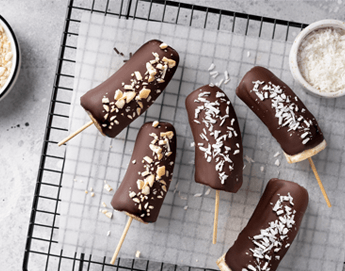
<box><xmin>104</xmin><ymin>183</ymin><xmax>113</xmax><ymax>192</ymax></box>
<box><xmin>135</xmin><ymin>250</ymin><xmax>141</xmax><ymax>258</ymax></box>
<box><xmin>275</xmin><ymin>159</ymin><xmax>280</xmax><ymax>167</ymax></box>
<box><xmin>205</xmin><ymin>188</ymin><xmax>211</xmax><ymax>195</ymax></box>
<box><xmin>90</xmin><ymin>192</ymin><xmax>95</xmax><ymax>197</ymax></box>
<box><xmin>184</xmin><ymin>206</ymin><xmax>188</xmax><ymax>210</ymax></box>
<box><xmin>260</xmin><ymin>166</ymin><xmax>265</xmax><ymax>172</ymax></box>
<box><xmin>194</xmin><ymin>193</ymin><xmax>202</xmax><ymax>197</ymax></box>
<box><xmin>107</xmin><ymin>231</ymin><xmax>111</xmax><ymax>236</ymax></box>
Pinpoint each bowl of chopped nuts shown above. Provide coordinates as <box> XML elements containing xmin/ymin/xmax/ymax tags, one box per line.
<box><xmin>0</xmin><ymin>15</ymin><xmax>20</xmax><ymax>101</ymax></box>
<box><xmin>289</xmin><ymin>19</ymin><xmax>345</xmax><ymax>98</ymax></box>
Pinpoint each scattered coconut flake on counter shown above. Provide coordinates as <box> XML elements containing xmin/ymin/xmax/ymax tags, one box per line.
<box><xmin>297</xmin><ymin>27</ymin><xmax>345</xmax><ymax>93</ymax></box>
<box><xmin>244</xmin><ymin>155</ymin><xmax>255</xmax><ymax>164</ymax></box>
<box><xmin>275</xmin><ymin>159</ymin><xmax>280</xmax><ymax>167</ymax></box>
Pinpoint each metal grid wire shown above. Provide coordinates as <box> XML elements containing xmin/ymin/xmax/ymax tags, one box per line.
<box><xmin>23</xmin><ymin>0</ymin><xmax>312</xmax><ymax>270</ymax></box>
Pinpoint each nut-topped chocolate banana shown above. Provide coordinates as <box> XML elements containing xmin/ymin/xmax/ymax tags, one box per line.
<box><xmin>111</xmin><ymin>121</ymin><xmax>176</xmax><ymax>223</ymax></box>
<box><xmin>185</xmin><ymin>85</ymin><xmax>243</xmax><ymax>192</ymax></box>
<box><xmin>80</xmin><ymin>39</ymin><xmax>179</xmax><ymax>138</ymax></box>
<box><xmin>236</xmin><ymin>66</ymin><xmax>325</xmax><ymax>163</ymax></box>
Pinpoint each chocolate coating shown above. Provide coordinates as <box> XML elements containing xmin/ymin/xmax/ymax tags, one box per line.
<box><xmin>80</xmin><ymin>39</ymin><xmax>179</xmax><ymax>138</ymax></box>
<box><xmin>185</xmin><ymin>85</ymin><xmax>243</xmax><ymax>192</ymax></box>
<box><xmin>111</xmin><ymin>121</ymin><xmax>176</xmax><ymax>223</ymax></box>
<box><xmin>224</xmin><ymin>178</ymin><xmax>308</xmax><ymax>271</ymax></box>
<box><xmin>236</xmin><ymin>66</ymin><xmax>324</xmax><ymax>156</ymax></box>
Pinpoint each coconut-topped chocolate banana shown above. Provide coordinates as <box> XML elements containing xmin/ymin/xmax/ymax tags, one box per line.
<box><xmin>236</xmin><ymin>66</ymin><xmax>325</xmax><ymax>163</ymax></box>
<box><xmin>185</xmin><ymin>85</ymin><xmax>243</xmax><ymax>192</ymax></box>
<box><xmin>217</xmin><ymin>178</ymin><xmax>309</xmax><ymax>271</ymax></box>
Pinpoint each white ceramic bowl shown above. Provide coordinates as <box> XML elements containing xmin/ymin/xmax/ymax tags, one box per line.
<box><xmin>289</xmin><ymin>19</ymin><xmax>345</xmax><ymax>98</ymax></box>
<box><xmin>0</xmin><ymin>15</ymin><xmax>21</xmax><ymax>101</ymax></box>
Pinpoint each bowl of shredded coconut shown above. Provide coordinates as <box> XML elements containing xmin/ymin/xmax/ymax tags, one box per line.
<box><xmin>289</xmin><ymin>19</ymin><xmax>345</xmax><ymax>98</ymax></box>
<box><xmin>0</xmin><ymin>15</ymin><xmax>21</xmax><ymax>101</ymax></box>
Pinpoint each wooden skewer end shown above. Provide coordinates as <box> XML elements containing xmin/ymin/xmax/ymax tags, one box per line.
<box><xmin>308</xmin><ymin>157</ymin><xmax>331</xmax><ymax>208</ymax></box>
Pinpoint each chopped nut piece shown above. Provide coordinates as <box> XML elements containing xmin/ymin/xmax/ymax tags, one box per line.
<box><xmin>133</xmin><ymin>198</ymin><xmax>140</xmax><ymax>203</ymax></box>
<box><xmin>160</xmin><ymin>131</ymin><xmax>174</xmax><ymax>139</ymax></box>
<box><xmin>156</xmin><ymin>166</ymin><xmax>166</xmax><ymax>180</ymax></box>
<box><xmin>90</xmin><ymin>192</ymin><xmax>95</xmax><ymax>197</ymax></box>
<box><xmin>145</xmin><ymin>174</ymin><xmax>155</xmax><ymax>187</ymax></box>
<box><xmin>104</xmin><ymin>211</ymin><xmax>113</xmax><ymax>219</ymax></box>
<box><xmin>102</xmin><ymin>202</ymin><xmax>107</xmax><ymax>207</ymax></box>
<box><xmin>143</xmin><ymin>156</ymin><xmax>153</xmax><ymax>164</ymax></box>
<box><xmin>162</xmin><ymin>56</ymin><xmax>176</xmax><ymax>68</ymax></box>
<box><xmin>115</xmin><ymin>99</ymin><xmax>125</xmax><ymax>109</ymax></box>
<box><xmin>85</xmin><ymin>190</ymin><xmax>88</xmax><ymax>194</ymax></box>
<box><xmin>134</xmin><ymin>250</ymin><xmax>141</xmax><ymax>258</ymax></box>
<box><xmin>104</xmin><ymin>183</ymin><xmax>113</xmax><ymax>192</ymax></box>
<box><xmin>132</xmin><ymin>159</ymin><xmax>136</xmax><ymax>164</ymax></box>
<box><xmin>124</xmin><ymin>85</ymin><xmax>134</xmax><ymax>90</ymax></box>
<box><xmin>160</xmin><ymin>42</ymin><xmax>168</xmax><ymax>49</ymax></box>
<box><xmin>137</xmin><ymin>179</ymin><xmax>144</xmax><ymax>190</ymax></box>
<box><xmin>103</xmin><ymin>104</ymin><xmax>109</xmax><ymax>112</ymax></box>
<box><xmin>129</xmin><ymin>191</ymin><xmax>136</xmax><ymax>198</ymax></box>
<box><xmin>136</xmin><ymin>87</ymin><xmax>151</xmax><ymax>100</ymax></box>
<box><xmin>114</xmin><ymin>89</ymin><xmax>123</xmax><ymax>100</ymax></box>
<box><xmin>126</xmin><ymin>91</ymin><xmax>136</xmax><ymax>103</ymax></box>
<box><xmin>142</xmin><ymin>185</ymin><xmax>150</xmax><ymax>195</ymax></box>
<box><xmin>134</xmin><ymin>71</ymin><xmax>142</xmax><ymax>81</ymax></box>
<box><xmin>162</xmin><ymin>185</ymin><xmax>167</xmax><ymax>192</ymax></box>
<box><xmin>136</xmin><ymin>108</ymin><xmax>141</xmax><ymax>115</ymax></box>
<box><xmin>152</xmin><ymin>121</ymin><xmax>159</xmax><ymax>127</ymax></box>
<box><xmin>102</xmin><ymin>97</ymin><xmax>110</xmax><ymax>104</ymax></box>
<box><xmin>137</xmin><ymin>101</ymin><xmax>144</xmax><ymax>108</ymax></box>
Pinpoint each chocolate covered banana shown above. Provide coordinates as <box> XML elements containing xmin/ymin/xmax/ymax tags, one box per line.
<box><xmin>111</xmin><ymin>121</ymin><xmax>176</xmax><ymax>223</ymax></box>
<box><xmin>217</xmin><ymin>178</ymin><xmax>308</xmax><ymax>271</ymax></box>
<box><xmin>80</xmin><ymin>39</ymin><xmax>179</xmax><ymax>138</ymax></box>
<box><xmin>185</xmin><ymin>85</ymin><xmax>243</xmax><ymax>192</ymax></box>
<box><xmin>236</xmin><ymin>66</ymin><xmax>325</xmax><ymax>163</ymax></box>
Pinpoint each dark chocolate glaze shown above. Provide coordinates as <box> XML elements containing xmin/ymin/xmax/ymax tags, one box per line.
<box><xmin>111</xmin><ymin>122</ymin><xmax>176</xmax><ymax>223</ymax></box>
<box><xmin>185</xmin><ymin>85</ymin><xmax>243</xmax><ymax>192</ymax></box>
<box><xmin>236</xmin><ymin>66</ymin><xmax>324</xmax><ymax>156</ymax></box>
<box><xmin>80</xmin><ymin>39</ymin><xmax>179</xmax><ymax>138</ymax></box>
<box><xmin>224</xmin><ymin>178</ymin><xmax>309</xmax><ymax>271</ymax></box>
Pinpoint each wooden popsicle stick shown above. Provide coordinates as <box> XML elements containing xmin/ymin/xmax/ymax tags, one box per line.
<box><xmin>110</xmin><ymin>216</ymin><xmax>133</xmax><ymax>265</ymax></box>
<box><xmin>57</xmin><ymin>120</ymin><xmax>93</xmax><ymax>146</ymax></box>
<box><xmin>213</xmin><ymin>190</ymin><xmax>220</xmax><ymax>244</ymax></box>
<box><xmin>308</xmin><ymin>157</ymin><xmax>331</xmax><ymax>208</ymax></box>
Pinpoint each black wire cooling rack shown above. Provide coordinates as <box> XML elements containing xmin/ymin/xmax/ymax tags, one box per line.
<box><xmin>23</xmin><ymin>0</ymin><xmax>310</xmax><ymax>270</ymax></box>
